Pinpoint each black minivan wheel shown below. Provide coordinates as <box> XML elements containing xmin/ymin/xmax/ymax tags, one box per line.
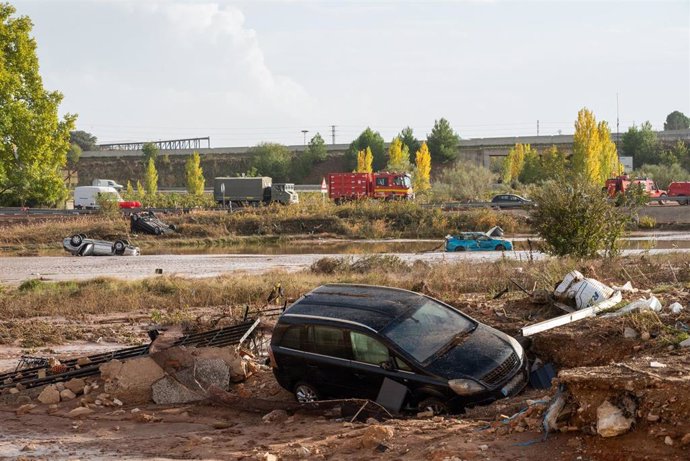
<box><xmin>294</xmin><ymin>382</ymin><xmax>320</xmax><ymax>403</ymax></box>
<box><xmin>418</xmin><ymin>397</ymin><xmax>448</xmax><ymax>415</ymax></box>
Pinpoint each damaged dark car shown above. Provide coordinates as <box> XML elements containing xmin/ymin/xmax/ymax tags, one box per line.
<box><xmin>270</xmin><ymin>284</ymin><xmax>528</xmax><ymax>414</ymax></box>
<box><xmin>130</xmin><ymin>211</ymin><xmax>176</xmax><ymax>235</ymax></box>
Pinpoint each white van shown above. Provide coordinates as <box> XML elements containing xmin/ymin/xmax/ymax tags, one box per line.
<box><xmin>74</xmin><ymin>186</ymin><xmax>122</xmax><ymax>209</ymax></box>
<box><xmin>92</xmin><ymin>179</ymin><xmax>124</xmax><ymax>191</ymax></box>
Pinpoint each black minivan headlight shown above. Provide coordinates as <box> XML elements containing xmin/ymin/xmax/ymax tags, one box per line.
<box><xmin>448</xmin><ymin>379</ymin><xmax>486</xmax><ymax>395</ymax></box>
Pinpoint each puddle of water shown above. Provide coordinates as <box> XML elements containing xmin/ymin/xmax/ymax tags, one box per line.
<box><xmin>5</xmin><ymin>233</ymin><xmax>690</xmax><ymax>256</ymax></box>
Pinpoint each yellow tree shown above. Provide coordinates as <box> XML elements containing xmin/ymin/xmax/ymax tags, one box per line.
<box><xmin>414</xmin><ymin>142</ymin><xmax>431</xmax><ymax>193</ymax></box>
<box><xmin>185</xmin><ymin>151</ymin><xmax>205</xmax><ymax>195</ymax></box>
<box><xmin>363</xmin><ymin>147</ymin><xmax>373</xmax><ymax>173</ymax></box>
<box><xmin>502</xmin><ymin>143</ymin><xmax>529</xmax><ymax>183</ymax></box>
<box><xmin>144</xmin><ymin>157</ymin><xmax>158</xmax><ymax>196</ymax></box>
<box><xmin>386</xmin><ymin>137</ymin><xmax>411</xmax><ymax>172</ymax></box>
<box><xmin>597</xmin><ymin>121</ymin><xmax>621</xmax><ymax>182</ymax></box>
<box><xmin>572</xmin><ymin>108</ymin><xmax>603</xmax><ymax>182</ymax></box>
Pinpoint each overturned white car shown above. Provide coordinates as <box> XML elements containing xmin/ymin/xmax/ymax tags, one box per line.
<box><xmin>63</xmin><ymin>234</ymin><xmax>140</xmax><ymax>256</ymax></box>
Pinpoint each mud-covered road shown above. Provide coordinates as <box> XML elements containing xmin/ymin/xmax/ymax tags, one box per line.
<box><xmin>2</xmin><ymin>248</ymin><xmax>690</xmax><ymax>285</ymax></box>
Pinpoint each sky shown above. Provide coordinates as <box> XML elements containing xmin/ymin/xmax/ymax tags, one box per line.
<box><xmin>11</xmin><ymin>0</ymin><xmax>690</xmax><ymax>147</ymax></box>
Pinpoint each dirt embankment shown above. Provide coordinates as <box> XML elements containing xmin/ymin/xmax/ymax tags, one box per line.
<box><xmin>1</xmin><ymin>255</ymin><xmax>690</xmax><ymax>459</ymax></box>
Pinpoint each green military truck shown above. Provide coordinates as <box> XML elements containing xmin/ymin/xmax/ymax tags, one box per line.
<box><xmin>213</xmin><ymin>176</ymin><xmax>299</xmax><ymax>207</ymax></box>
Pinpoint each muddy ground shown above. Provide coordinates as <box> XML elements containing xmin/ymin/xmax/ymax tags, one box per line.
<box><xmin>1</xmin><ymin>275</ymin><xmax>689</xmax><ymax>460</ymax></box>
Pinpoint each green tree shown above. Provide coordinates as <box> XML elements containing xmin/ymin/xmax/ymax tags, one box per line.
<box><xmin>518</xmin><ymin>146</ymin><xmax>541</xmax><ymax>184</ymax></box>
<box><xmin>185</xmin><ymin>152</ymin><xmax>205</xmax><ymax>196</ymax></box>
<box><xmin>426</xmin><ymin>118</ymin><xmax>460</xmax><ymax>164</ymax></box>
<box><xmin>144</xmin><ymin>157</ymin><xmax>158</xmax><ymax>196</ymax></box>
<box><xmin>306</xmin><ymin>132</ymin><xmax>327</xmax><ymax>162</ymax></box>
<box><xmin>142</xmin><ymin>142</ymin><xmax>159</xmax><ymax>164</ymax></box>
<box><xmin>664</xmin><ymin>110</ymin><xmax>690</xmax><ymax>131</ymax></box>
<box><xmin>0</xmin><ymin>3</ymin><xmax>76</xmax><ymax>206</ymax></box>
<box><xmin>386</xmin><ymin>137</ymin><xmax>411</xmax><ymax>172</ymax></box>
<box><xmin>251</xmin><ymin>142</ymin><xmax>293</xmax><ymax>181</ymax></box>
<box><xmin>69</xmin><ymin>130</ymin><xmax>97</xmax><ymax>151</ymax></box>
<box><xmin>345</xmin><ymin>128</ymin><xmax>386</xmax><ymax>171</ymax></box>
<box><xmin>540</xmin><ymin>145</ymin><xmax>568</xmax><ymax>181</ymax></box>
<box><xmin>399</xmin><ymin>127</ymin><xmax>420</xmax><ymax>163</ymax></box>
<box><xmin>292</xmin><ymin>133</ymin><xmax>327</xmax><ymax>181</ymax></box>
<box><xmin>633</xmin><ymin>163</ymin><xmax>690</xmax><ymax>190</ymax></box>
<box><xmin>622</xmin><ymin>122</ymin><xmax>660</xmax><ymax>167</ymax></box>
<box><xmin>66</xmin><ymin>143</ymin><xmax>82</xmax><ymax>169</ymax></box>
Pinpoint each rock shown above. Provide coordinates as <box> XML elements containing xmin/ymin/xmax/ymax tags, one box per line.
<box><xmin>37</xmin><ymin>369</ymin><xmax>46</xmax><ymax>379</ymax></box>
<box><xmin>9</xmin><ymin>388</ymin><xmax>19</xmax><ymax>394</ymax></box>
<box><xmin>60</xmin><ymin>389</ymin><xmax>76</xmax><ymax>401</ymax></box>
<box><xmin>193</xmin><ymin>358</ymin><xmax>230</xmax><ymax>391</ymax></box>
<box><xmin>623</xmin><ymin>327</ymin><xmax>638</xmax><ymax>339</ymax></box>
<box><xmin>361</xmin><ymin>424</ymin><xmax>395</xmax><ymax>449</ymax></box>
<box><xmin>679</xmin><ymin>338</ymin><xmax>690</xmax><ymax>348</ymax></box>
<box><xmin>596</xmin><ymin>400</ymin><xmax>634</xmax><ymax>437</ymax></box>
<box><xmin>77</xmin><ymin>357</ymin><xmax>92</xmax><ymax>366</ymax></box>
<box><xmin>113</xmin><ymin>398</ymin><xmax>123</xmax><ymax>406</ymax></box>
<box><xmin>37</xmin><ymin>385</ymin><xmax>61</xmax><ymax>405</ymax></box>
<box><xmin>100</xmin><ymin>357</ymin><xmax>166</xmax><ymax>404</ymax></box>
<box><xmin>262</xmin><ymin>409</ymin><xmax>289</xmax><ymax>424</ymax></box>
<box><xmin>65</xmin><ymin>378</ymin><xmax>86</xmax><ymax>395</ymax></box>
<box><xmin>479</xmin><ymin>444</ymin><xmax>489</xmax><ymax>451</ymax></box>
<box><xmin>16</xmin><ymin>404</ymin><xmax>36</xmax><ymax>415</ymax></box>
<box><xmin>55</xmin><ymin>382</ymin><xmax>65</xmax><ymax>392</ymax></box>
<box><xmin>260</xmin><ymin>453</ymin><xmax>278</xmax><ymax>461</ymax></box>
<box><xmin>640</xmin><ymin>331</ymin><xmax>651</xmax><ymax>341</ymax></box>
<box><xmin>665</xmin><ymin>436</ymin><xmax>673</xmax><ymax>446</ymax></box>
<box><xmin>416</xmin><ymin>410</ymin><xmax>434</xmax><ymax>418</ymax></box>
<box><xmin>680</xmin><ymin>433</ymin><xmax>690</xmax><ymax>447</ymax></box>
<box><xmin>83</xmin><ymin>384</ymin><xmax>92</xmax><ymax>395</ymax></box>
<box><xmin>68</xmin><ymin>407</ymin><xmax>94</xmax><ymax>418</ymax></box>
<box><xmin>16</xmin><ymin>395</ymin><xmax>32</xmax><ymax>405</ymax></box>
<box><xmin>191</xmin><ymin>347</ymin><xmax>245</xmax><ymax>384</ymax></box>
<box><xmin>646</xmin><ymin>413</ymin><xmax>660</xmax><ymax>422</ymax></box>
<box><xmin>151</xmin><ymin>376</ymin><xmax>204</xmax><ymax>405</ymax></box>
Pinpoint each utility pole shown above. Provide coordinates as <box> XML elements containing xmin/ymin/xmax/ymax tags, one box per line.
<box><xmin>537</xmin><ymin>120</ymin><xmax>540</xmax><ymax>136</ymax></box>
<box><xmin>331</xmin><ymin>125</ymin><xmax>336</xmax><ymax>145</ymax></box>
<box><xmin>301</xmin><ymin>130</ymin><xmax>309</xmax><ymax>146</ymax></box>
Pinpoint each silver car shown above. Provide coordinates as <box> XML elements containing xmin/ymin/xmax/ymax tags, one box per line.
<box><xmin>63</xmin><ymin>234</ymin><xmax>140</xmax><ymax>256</ymax></box>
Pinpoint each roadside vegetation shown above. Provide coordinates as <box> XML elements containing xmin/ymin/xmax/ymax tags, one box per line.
<box><xmin>0</xmin><ymin>197</ymin><xmax>525</xmax><ymax>251</ymax></box>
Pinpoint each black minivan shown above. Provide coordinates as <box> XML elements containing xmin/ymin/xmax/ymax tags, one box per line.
<box><xmin>270</xmin><ymin>284</ymin><xmax>528</xmax><ymax>413</ymax></box>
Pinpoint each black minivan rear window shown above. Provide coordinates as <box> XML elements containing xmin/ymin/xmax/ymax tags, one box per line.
<box><xmin>280</xmin><ymin>325</ymin><xmax>303</xmax><ymax>350</ymax></box>
<box><xmin>309</xmin><ymin>326</ymin><xmax>352</xmax><ymax>360</ymax></box>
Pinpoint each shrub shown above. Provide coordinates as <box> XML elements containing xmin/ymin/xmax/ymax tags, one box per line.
<box><xmin>531</xmin><ymin>177</ymin><xmax>635</xmax><ymax>257</ymax></box>
<box><xmin>431</xmin><ymin>162</ymin><xmax>496</xmax><ymax>201</ymax></box>
<box><xmin>637</xmin><ymin>215</ymin><xmax>657</xmax><ymax>229</ymax></box>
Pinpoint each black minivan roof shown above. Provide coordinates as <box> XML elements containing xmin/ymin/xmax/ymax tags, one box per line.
<box><xmin>283</xmin><ymin>284</ymin><xmax>424</xmax><ymax>332</ymax></box>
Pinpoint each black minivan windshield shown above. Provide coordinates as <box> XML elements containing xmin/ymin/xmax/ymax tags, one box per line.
<box><xmin>382</xmin><ymin>298</ymin><xmax>475</xmax><ymax>363</ymax></box>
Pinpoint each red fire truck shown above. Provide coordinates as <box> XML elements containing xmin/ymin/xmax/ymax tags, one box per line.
<box><xmin>604</xmin><ymin>175</ymin><xmax>667</xmax><ymax>201</ymax></box>
<box><xmin>327</xmin><ymin>172</ymin><xmax>414</xmax><ymax>203</ymax></box>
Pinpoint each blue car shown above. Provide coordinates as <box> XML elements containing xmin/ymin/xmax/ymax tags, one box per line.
<box><xmin>445</xmin><ymin>226</ymin><xmax>513</xmax><ymax>252</ymax></box>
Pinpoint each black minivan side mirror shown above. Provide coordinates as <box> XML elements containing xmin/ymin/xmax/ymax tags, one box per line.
<box><xmin>380</xmin><ymin>358</ymin><xmax>395</xmax><ymax>371</ymax></box>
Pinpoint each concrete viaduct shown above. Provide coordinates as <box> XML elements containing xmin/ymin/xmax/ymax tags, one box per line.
<box><xmin>82</xmin><ymin>129</ymin><xmax>690</xmax><ymax>168</ymax></box>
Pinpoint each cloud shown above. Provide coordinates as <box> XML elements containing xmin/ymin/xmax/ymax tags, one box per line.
<box><xmin>35</xmin><ymin>1</ymin><xmax>316</xmax><ymax>143</ymax></box>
